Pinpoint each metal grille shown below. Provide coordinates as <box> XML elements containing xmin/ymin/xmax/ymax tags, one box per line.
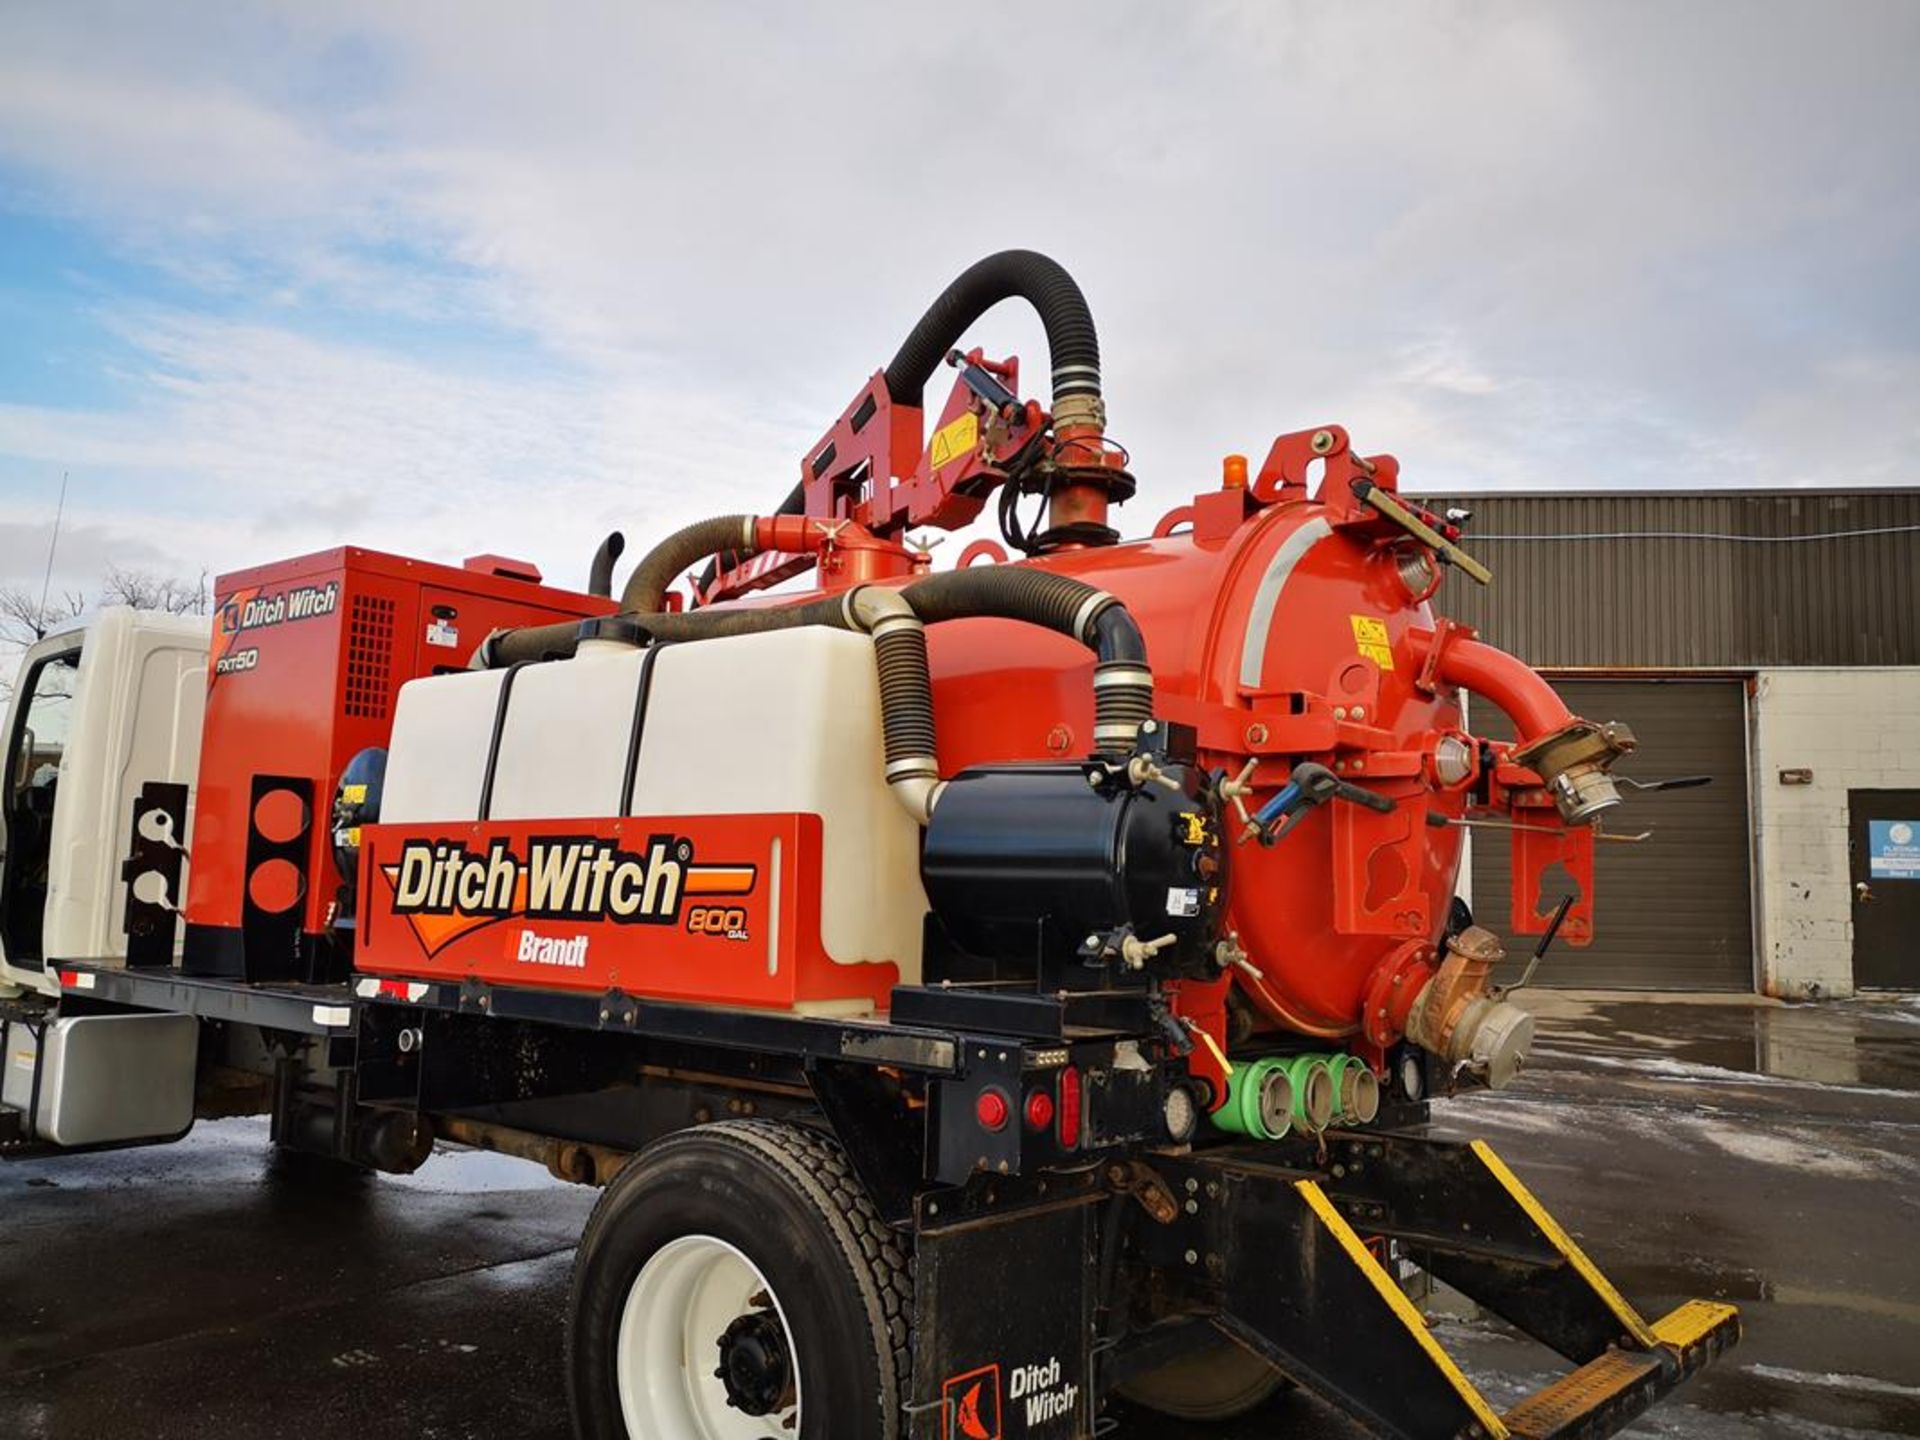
<box><xmin>344</xmin><ymin>595</ymin><xmax>396</xmax><ymax>718</ymax></box>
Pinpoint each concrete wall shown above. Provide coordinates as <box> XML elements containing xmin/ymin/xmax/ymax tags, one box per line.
<box><xmin>1750</xmin><ymin>668</ymin><xmax>1920</xmax><ymax>999</ymax></box>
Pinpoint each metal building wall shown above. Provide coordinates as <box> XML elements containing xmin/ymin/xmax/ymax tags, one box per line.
<box><xmin>1411</xmin><ymin>491</ymin><xmax>1920</xmax><ymax>667</ymax></box>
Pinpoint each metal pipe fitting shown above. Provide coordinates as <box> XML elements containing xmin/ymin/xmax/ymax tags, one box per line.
<box><xmin>1279</xmin><ymin>1055</ymin><xmax>1335</xmax><ymax>1132</ymax></box>
<box><xmin>1509</xmin><ymin>719</ymin><xmax>1637</xmax><ymax>826</ymax></box>
<box><xmin>1211</xmin><ymin>1057</ymin><xmax>1296</xmax><ymax>1141</ymax></box>
<box><xmin>1405</xmin><ymin>926</ymin><xmax>1536</xmax><ymax>1089</ymax></box>
<box><xmin>1327</xmin><ymin>1055</ymin><xmax>1381</xmax><ymax>1125</ymax></box>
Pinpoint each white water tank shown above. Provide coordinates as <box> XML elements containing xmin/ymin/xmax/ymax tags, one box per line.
<box><xmin>380</xmin><ymin>628</ymin><xmax>928</xmax><ymax>993</ymax></box>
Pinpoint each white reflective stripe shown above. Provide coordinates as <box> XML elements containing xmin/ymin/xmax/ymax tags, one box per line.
<box><xmin>354</xmin><ymin>978</ymin><xmax>381</xmax><ymax>998</ymax></box>
<box><xmin>767</xmin><ymin>836</ymin><xmax>782</xmax><ymax>978</ymax></box>
<box><xmin>312</xmin><ymin>1005</ymin><xmax>354</xmax><ymax>1028</ymax></box>
<box><xmin>1238</xmin><ymin>517</ymin><xmax>1334</xmax><ymax>689</ymax></box>
<box><xmin>68</xmin><ymin>972</ymin><xmax>97</xmax><ymax>990</ymax></box>
<box><xmin>407</xmin><ymin>983</ymin><xmax>430</xmax><ymax>1002</ymax></box>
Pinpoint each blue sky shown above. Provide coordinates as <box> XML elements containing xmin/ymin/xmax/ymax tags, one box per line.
<box><xmin>2</xmin><ymin>1</ymin><xmax>1916</xmax><ymax>606</ymax></box>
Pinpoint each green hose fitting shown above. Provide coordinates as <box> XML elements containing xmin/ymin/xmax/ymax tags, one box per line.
<box><xmin>1278</xmin><ymin>1054</ymin><xmax>1336</xmax><ymax>1132</ymax></box>
<box><xmin>1211</xmin><ymin>1057</ymin><xmax>1295</xmax><ymax>1141</ymax></box>
<box><xmin>1325</xmin><ymin>1053</ymin><xmax>1382</xmax><ymax>1125</ymax></box>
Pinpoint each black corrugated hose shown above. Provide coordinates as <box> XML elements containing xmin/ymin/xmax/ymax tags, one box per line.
<box><xmin>883</xmin><ymin>250</ymin><xmax>1102</xmax><ymax>410</ymax></box>
<box><xmin>619</xmin><ymin>514</ymin><xmax>760</xmax><ymax>614</ymax></box>
<box><xmin>477</xmin><ymin>566</ymin><xmax>1151</xmax><ymax>763</ymax></box>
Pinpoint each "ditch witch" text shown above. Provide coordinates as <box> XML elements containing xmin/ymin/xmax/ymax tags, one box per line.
<box><xmin>392</xmin><ymin>836</ymin><xmax>691</xmax><ymax>924</ymax></box>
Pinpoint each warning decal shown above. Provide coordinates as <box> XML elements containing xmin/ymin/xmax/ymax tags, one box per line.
<box><xmin>1350</xmin><ymin>614</ymin><xmax>1395</xmax><ymax>670</ymax></box>
<box><xmin>930</xmin><ymin>412</ymin><xmax>981</xmax><ymax>470</ymax></box>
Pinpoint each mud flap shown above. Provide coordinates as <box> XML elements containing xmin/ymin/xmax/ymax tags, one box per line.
<box><xmin>909</xmin><ymin>1199</ymin><xmax>1095</xmax><ymax>1440</ymax></box>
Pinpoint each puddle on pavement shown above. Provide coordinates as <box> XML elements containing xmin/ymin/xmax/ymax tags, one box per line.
<box><xmin>1521</xmin><ymin>996</ymin><xmax>1920</xmax><ymax>1093</ymax></box>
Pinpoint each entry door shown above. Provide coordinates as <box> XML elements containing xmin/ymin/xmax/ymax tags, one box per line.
<box><xmin>1850</xmin><ymin>789</ymin><xmax>1920</xmax><ymax>990</ymax></box>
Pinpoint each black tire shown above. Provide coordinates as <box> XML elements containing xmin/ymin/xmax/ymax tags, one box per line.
<box><xmin>1116</xmin><ymin>1336</ymin><xmax>1290</xmax><ymax>1423</ymax></box>
<box><xmin>567</xmin><ymin>1119</ymin><xmax>912</xmax><ymax>1440</ymax></box>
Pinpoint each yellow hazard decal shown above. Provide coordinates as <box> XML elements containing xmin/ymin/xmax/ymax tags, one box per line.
<box><xmin>1350</xmin><ymin>614</ymin><xmax>1395</xmax><ymax>670</ymax></box>
<box><xmin>929</xmin><ymin>412</ymin><xmax>980</xmax><ymax>470</ymax></box>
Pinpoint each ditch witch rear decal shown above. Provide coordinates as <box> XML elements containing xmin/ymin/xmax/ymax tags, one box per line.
<box><xmin>380</xmin><ymin>834</ymin><xmax>756</xmax><ymax>957</ymax></box>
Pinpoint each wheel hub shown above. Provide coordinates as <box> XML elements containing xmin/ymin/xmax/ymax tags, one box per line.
<box><xmin>715</xmin><ymin>1309</ymin><xmax>794</xmax><ymax>1416</ymax></box>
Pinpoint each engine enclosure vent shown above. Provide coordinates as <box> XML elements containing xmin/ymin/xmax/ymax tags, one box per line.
<box><xmin>345</xmin><ymin>594</ymin><xmax>396</xmax><ymax>719</ymax></box>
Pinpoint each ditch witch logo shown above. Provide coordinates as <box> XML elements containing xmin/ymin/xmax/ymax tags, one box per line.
<box><xmin>210</xmin><ymin>580</ymin><xmax>339</xmax><ymax>679</ymax></box>
<box><xmin>380</xmin><ymin>835</ymin><xmax>756</xmax><ymax>958</ymax></box>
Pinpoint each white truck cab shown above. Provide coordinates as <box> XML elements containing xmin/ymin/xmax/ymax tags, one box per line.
<box><xmin>0</xmin><ymin>608</ymin><xmax>209</xmax><ymax>998</ymax></box>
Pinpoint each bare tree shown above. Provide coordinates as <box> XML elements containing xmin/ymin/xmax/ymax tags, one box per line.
<box><xmin>0</xmin><ymin>584</ymin><xmax>87</xmax><ymax>648</ymax></box>
<box><xmin>99</xmin><ymin>565</ymin><xmax>211</xmax><ymax>616</ymax></box>
<box><xmin>0</xmin><ymin>569</ymin><xmax>208</xmax><ymax>700</ymax></box>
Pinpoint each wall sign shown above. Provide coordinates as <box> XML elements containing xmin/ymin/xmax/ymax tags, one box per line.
<box><xmin>1868</xmin><ymin>820</ymin><xmax>1920</xmax><ymax>880</ymax></box>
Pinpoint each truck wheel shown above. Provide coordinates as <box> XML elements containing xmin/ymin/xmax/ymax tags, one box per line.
<box><xmin>567</xmin><ymin>1120</ymin><xmax>911</xmax><ymax>1440</ymax></box>
<box><xmin>1116</xmin><ymin>1336</ymin><xmax>1289</xmax><ymax>1422</ymax></box>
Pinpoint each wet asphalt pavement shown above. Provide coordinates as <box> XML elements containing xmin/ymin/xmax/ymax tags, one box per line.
<box><xmin>2</xmin><ymin>991</ymin><xmax>1917</xmax><ymax>1439</ymax></box>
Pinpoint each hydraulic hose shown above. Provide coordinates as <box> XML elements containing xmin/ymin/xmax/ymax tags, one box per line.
<box><xmin>883</xmin><ymin>249</ymin><xmax>1101</xmax><ymax>412</ymax></box>
<box><xmin>619</xmin><ymin>515</ymin><xmax>760</xmax><ymax>615</ymax></box>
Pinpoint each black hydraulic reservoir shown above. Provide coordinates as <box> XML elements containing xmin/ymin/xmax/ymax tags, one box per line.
<box><xmin>920</xmin><ymin>726</ymin><xmax>1227</xmax><ymax>976</ymax></box>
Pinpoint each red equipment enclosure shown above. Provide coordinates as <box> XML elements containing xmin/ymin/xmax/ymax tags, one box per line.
<box><xmin>183</xmin><ymin>547</ymin><xmax>611</xmax><ymax>982</ymax></box>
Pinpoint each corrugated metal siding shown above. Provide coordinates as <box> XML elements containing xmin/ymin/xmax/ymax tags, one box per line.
<box><xmin>1471</xmin><ymin>679</ymin><xmax>1754</xmax><ymax>991</ymax></box>
<box><xmin>1412</xmin><ymin>491</ymin><xmax>1920</xmax><ymax>667</ymax></box>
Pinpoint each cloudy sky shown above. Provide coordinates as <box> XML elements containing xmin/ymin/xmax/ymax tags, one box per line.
<box><xmin>1</xmin><ymin>1</ymin><xmax>1915</xmax><ymax>603</ymax></box>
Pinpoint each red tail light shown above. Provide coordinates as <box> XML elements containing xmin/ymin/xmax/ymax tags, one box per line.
<box><xmin>975</xmin><ymin>1087</ymin><xmax>1010</xmax><ymax>1132</ymax></box>
<box><xmin>1024</xmin><ymin>1088</ymin><xmax>1055</xmax><ymax>1131</ymax></box>
<box><xmin>1057</xmin><ymin>1065</ymin><xmax>1082</xmax><ymax>1148</ymax></box>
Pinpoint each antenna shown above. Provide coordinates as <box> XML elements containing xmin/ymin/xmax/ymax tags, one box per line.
<box><xmin>36</xmin><ymin>471</ymin><xmax>67</xmax><ymax>639</ymax></box>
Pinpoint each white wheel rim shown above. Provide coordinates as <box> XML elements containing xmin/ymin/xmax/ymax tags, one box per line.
<box><xmin>617</xmin><ymin>1234</ymin><xmax>802</xmax><ymax>1440</ymax></box>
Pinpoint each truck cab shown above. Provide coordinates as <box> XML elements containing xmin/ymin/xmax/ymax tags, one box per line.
<box><xmin>0</xmin><ymin>609</ymin><xmax>209</xmax><ymax>997</ymax></box>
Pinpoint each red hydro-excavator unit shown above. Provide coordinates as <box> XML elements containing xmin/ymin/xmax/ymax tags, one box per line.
<box><xmin>1</xmin><ymin>251</ymin><xmax>1738</xmax><ymax>1440</ymax></box>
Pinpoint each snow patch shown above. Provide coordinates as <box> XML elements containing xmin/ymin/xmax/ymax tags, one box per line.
<box><xmin>1745</xmin><ymin>1364</ymin><xmax>1920</xmax><ymax>1400</ymax></box>
<box><xmin>1533</xmin><ymin>1048</ymin><xmax>1918</xmax><ymax>1100</ymax></box>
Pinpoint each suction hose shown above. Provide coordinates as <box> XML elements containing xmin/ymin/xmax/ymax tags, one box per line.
<box><xmin>882</xmin><ymin>249</ymin><xmax>1102</xmax><ymax>413</ymax></box>
<box><xmin>619</xmin><ymin>515</ymin><xmax>761</xmax><ymax>614</ymax></box>
<box><xmin>627</xmin><ymin>253</ymin><xmax>1107</xmax><ymax>610</ymax></box>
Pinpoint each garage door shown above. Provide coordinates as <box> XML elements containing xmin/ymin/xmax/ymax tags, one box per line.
<box><xmin>1469</xmin><ymin>678</ymin><xmax>1754</xmax><ymax>991</ymax></box>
